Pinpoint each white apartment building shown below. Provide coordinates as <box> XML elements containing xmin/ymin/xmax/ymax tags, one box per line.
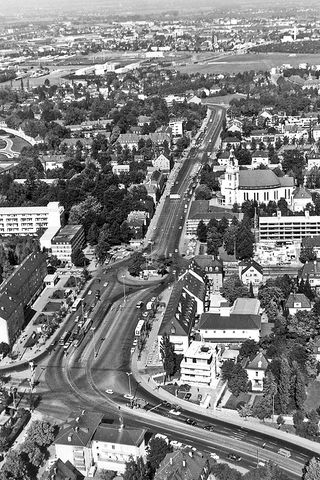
<box><xmin>169</xmin><ymin>118</ymin><xmax>183</xmax><ymax>136</ymax></box>
<box><xmin>51</xmin><ymin>224</ymin><xmax>85</xmax><ymax>262</ymax></box>
<box><xmin>180</xmin><ymin>341</ymin><xmax>220</xmax><ymax>387</ymax></box>
<box><xmin>91</xmin><ymin>424</ymin><xmax>146</xmax><ymax>474</ymax></box>
<box><xmin>259</xmin><ymin>211</ymin><xmax>320</xmax><ymax>242</ymax></box>
<box><xmin>0</xmin><ymin>202</ymin><xmax>63</xmax><ymax>235</ymax></box>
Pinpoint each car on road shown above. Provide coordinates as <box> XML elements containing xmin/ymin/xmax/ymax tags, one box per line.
<box><xmin>88</xmin><ymin>290</ymin><xmax>92</xmax><ymax>295</ymax></box>
<box><xmin>185</xmin><ymin>418</ymin><xmax>197</xmax><ymax>425</ymax></box>
<box><xmin>184</xmin><ymin>393</ymin><xmax>191</xmax><ymax>400</ymax></box>
<box><xmin>210</xmin><ymin>453</ymin><xmax>220</xmax><ymax>461</ymax></box>
<box><xmin>103</xmin><ymin>282</ymin><xmax>108</xmax><ymax>287</ymax></box>
<box><xmin>202</xmin><ymin>424</ymin><xmax>211</xmax><ymax>430</ymax></box>
<box><xmin>163</xmin><ymin>401</ymin><xmax>171</xmax><ymax>408</ymax></box>
<box><xmin>227</xmin><ymin>454</ymin><xmax>242</xmax><ymax>462</ymax></box>
<box><xmin>169</xmin><ymin>409</ymin><xmax>181</xmax><ymax>416</ymax></box>
<box><xmin>105</xmin><ymin>389</ymin><xmax>114</xmax><ymax>395</ymax></box>
<box><xmin>124</xmin><ymin>394</ymin><xmax>134</xmax><ymax>400</ymax></box>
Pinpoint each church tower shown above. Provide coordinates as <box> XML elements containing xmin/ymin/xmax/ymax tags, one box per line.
<box><xmin>221</xmin><ymin>150</ymin><xmax>239</xmax><ymax>207</ymax></box>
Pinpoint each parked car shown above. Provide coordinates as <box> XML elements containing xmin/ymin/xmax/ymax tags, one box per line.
<box><xmin>227</xmin><ymin>454</ymin><xmax>242</xmax><ymax>462</ymax></box>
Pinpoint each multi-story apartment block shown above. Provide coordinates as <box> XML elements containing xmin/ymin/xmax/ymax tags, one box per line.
<box><xmin>0</xmin><ymin>202</ymin><xmax>63</xmax><ymax>235</ymax></box>
<box><xmin>259</xmin><ymin>211</ymin><xmax>320</xmax><ymax>242</ymax></box>
<box><xmin>168</xmin><ymin>118</ymin><xmax>184</xmax><ymax>136</ymax></box>
<box><xmin>180</xmin><ymin>341</ymin><xmax>220</xmax><ymax>387</ymax></box>
<box><xmin>51</xmin><ymin>225</ymin><xmax>85</xmax><ymax>262</ymax></box>
<box><xmin>0</xmin><ymin>252</ymin><xmax>47</xmax><ymax>344</ymax></box>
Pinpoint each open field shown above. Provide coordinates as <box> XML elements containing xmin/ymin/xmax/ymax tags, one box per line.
<box><xmin>177</xmin><ymin>52</ymin><xmax>320</xmax><ymax>75</ymax></box>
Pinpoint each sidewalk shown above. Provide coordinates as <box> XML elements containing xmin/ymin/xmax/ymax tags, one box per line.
<box><xmin>130</xmin><ymin>293</ymin><xmax>320</xmax><ymax>455</ymax></box>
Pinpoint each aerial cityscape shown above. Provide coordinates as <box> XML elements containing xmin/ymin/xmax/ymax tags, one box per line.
<box><xmin>2</xmin><ymin>0</ymin><xmax>320</xmax><ymax>479</ymax></box>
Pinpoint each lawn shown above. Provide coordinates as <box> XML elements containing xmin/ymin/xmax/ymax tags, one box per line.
<box><xmin>305</xmin><ymin>380</ymin><xmax>320</xmax><ymax>411</ymax></box>
<box><xmin>10</xmin><ymin>135</ymin><xmax>31</xmax><ymax>153</ymax></box>
<box><xmin>224</xmin><ymin>392</ymin><xmax>252</xmax><ymax>410</ymax></box>
<box><xmin>43</xmin><ymin>301</ymin><xmax>62</xmax><ymax>312</ymax></box>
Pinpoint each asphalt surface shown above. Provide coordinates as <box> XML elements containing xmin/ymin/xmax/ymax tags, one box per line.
<box><xmin>13</xmin><ymin>107</ymin><xmax>311</xmax><ymax>478</ymax></box>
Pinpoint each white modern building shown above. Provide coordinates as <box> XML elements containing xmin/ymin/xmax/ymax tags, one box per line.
<box><xmin>180</xmin><ymin>341</ymin><xmax>220</xmax><ymax>387</ymax></box>
<box><xmin>199</xmin><ymin>298</ymin><xmax>261</xmax><ymax>344</ymax></box>
<box><xmin>0</xmin><ymin>202</ymin><xmax>64</xmax><ymax>235</ymax></box>
<box><xmin>91</xmin><ymin>424</ymin><xmax>146</xmax><ymax>474</ymax></box>
<box><xmin>51</xmin><ymin>224</ymin><xmax>85</xmax><ymax>262</ymax></box>
<box><xmin>220</xmin><ymin>157</ymin><xmax>294</xmax><ymax>207</ymax></box>
<box><xmin>259</xmin><ymin>211</ymin><xmax>320</xmax><ymax>242</ymax></box>
<box><xmin>169</xmin><ymin>118</ymin><xmax>183</xmax><ymax>136</ymax></box>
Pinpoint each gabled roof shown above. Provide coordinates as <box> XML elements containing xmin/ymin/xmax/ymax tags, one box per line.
<box><xmin>193</xmin><ymin>255</ymin><xmax>223</xmax><ymax>273</ymax></box>
<box><xmin>41</xmin><ymin>459</ymin><xmax>84</xmax><ymax>480</ymax></box>
<box><xmin>240</xmin><ymin>259</ymin><xmax>263</xmax><ymax>276</ymax></box>
<box><xmin>285</xmin><ymin>293</ymin><xmax>311</xmax><ymax>309</ymax></box>
<box><xmin>54</xmin><ymin>411</ymin><xmax>102</xmax><ymax>447</ymax></box>
<box><xmin>92</xmin><ymin>423</ymin><xmax>145</xmax><ymax>446</ymax></box>
<box><xmin>154</xmin><ymin>450</ymin><xmax>208</xmax><ymax>480</ymax></box>
<box><xmin>159</xmin><ymin>281</ymin><xmax>196</xmax><ymax>337</ymax></box>
<box><xmin>245</xmin><ymin>352</ymin><xmax>268</xmax><ymax>371</ymax></box>
<box><xmin>199</xmin><ymin>312</ymin><xmax>261</xmax><ymax>331</ymax></box>
<box><xmin>293</xmin><ymin>186</ymin><xmax>312</xmax><ymax>200</ymax></box>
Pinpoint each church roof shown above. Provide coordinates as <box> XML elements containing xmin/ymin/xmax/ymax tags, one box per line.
<box><xmin>239</xmin><ymin>170</ymin><xmax>294</xmax><ymax>190</ymax></box>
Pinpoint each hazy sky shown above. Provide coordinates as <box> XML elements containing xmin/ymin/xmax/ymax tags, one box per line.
<box><xmin>0</xmin><ymin>0</ymin><xmax>315</xmax><ymax>17</ymax></box>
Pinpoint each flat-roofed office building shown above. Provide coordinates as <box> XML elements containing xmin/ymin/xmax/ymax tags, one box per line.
<box><xmin>259</xmin><ymin>211</ymin><xmax>320</xmax><ymax>242</ymax></box>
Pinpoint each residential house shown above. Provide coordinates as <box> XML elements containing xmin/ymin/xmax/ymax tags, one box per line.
<box><xmin>239</xmin><ymin>259</ymin><xmax>263</xmax><ymax>287</ymax></box>
<box><xmin>307</xmin><ymin>153</ymin><xmax>320</xmax><ymax>170</ymax></box>
<box><xmin>192</xmin><ymin>256</ymin><xmax>224</xmax><ymax>293</ymax></box>
<box><xmin>221</xmin><ymin>137</ymin><xmax>241</xmax><ymax>150</ymax></box>
<box><xmin>245</xmin><ymin>351</ymin><xmax>268</xmax><ymax>392</ymax></box>
<box><xmin>126</xmin><ymin>210</ymin><xmax>149</xmax><ymax>240</ymax></box>
<box><xmin>154</xmin><ymin>450</ymin><xmax>210</xmax><ymax>480</ymax></box>
<box><xmin>285</xmin><ymin>293</ymin><xmax>312</xmax><ymax>316</ymax></box>
<box><xmin>251</xmin><ymin>150</ymin><xmax>269</xmax><ymax>168</ymax></box>
<box><xmin>180</xmin><ymin>341</ymin><xmax>220</xmax><ymax>387</ymax></box>
<box><xmin>41</xmin><ymin>154</ymin><xmax>67</xmax><ymax>171</ymax></box>
<box><xmin>199</xmin><ymin>298</ymin><xmax>261</xmax><ymax>344</ymax></box>
<box><xmin>301</xmin><ymin>236</ymin><xmax>320</xmax><ymax>259</ymax></box>
<box><xmin>158</xmin><ymin>267</ymin><xmax>206</xmax><ymax>357</ymax></box>
<box><xmin>112</xmin><ymin>164</ymin><xmax>130</xmax><ymax>175</ymax></box>
<box><xmin>299</xmin><ymin>260</ymin><xmax>320</xmax><ymax>292</ymax></box>
<box><xmin>54</xmin><ymin>411</ymin><xmax>102</xmax><ymax>476</ymax></box>
<box><xmin>313</xmin><ymin>126</ymin><xmax>320</xmax><ymax>142</ymax></box>
<box><xmin>152</xmin><ymin>153</ymin><xmax>170</xmax><ymax>172</ymax></box>
<box><xmin>91</xmin><ymin>423</ymin><xmax>146</xmax><ymax>474</ymax></box>
<box><xmin>41</xmin><ymin>459</ymin><xmax>84</xmax><ymax>480</ymax></box>
<box><xmin>291</xmin><ymin>186</ymin><xmax>313</xmax><ymax>213</ymax></box>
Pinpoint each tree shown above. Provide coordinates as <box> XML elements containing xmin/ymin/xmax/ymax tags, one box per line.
<box><xmin>195</xmin><ymin>184</ymin><xmax>212</xmax><ymax>200</ymax></box>
<box><xmin>128</xmin><ymin>252</ymin><xmax>144</xmax><ymax>277</ymax></box>
<box><xmin>26</xmin><ymin>420</ymin><xmax>55</xmax><ymax>447</ymax></box>
<box><xmin>147</xmin><ymin>436</ymin><xmax>172</xmax><ymax>473</ymax></box>
<box><xmin>160</xmin><ymin>334</ymin><xmax>177</xmax><ymax>381</ymax></box>
<box><xmin>221</xmin><ymin>275</ymin><xmax>249</xmax><ymax>305</ymax></box>
<box><xmin>97</xmin><ymin>471</ymin><xmax>117</xmax><ymax>480</ymax></box>
<box><xmin>68</xmin><ymin>196</ymin><xmax>103</xmax><ymax>234</ymax></box>
<box><xmin>196</xmin><ymin>220</ymin><xmax>207</xmax><ymax>243</ymax></box>
<box><xmin>282</xmin><ymin>149</ymin><xmax>305</xmax><ymax>184</ymax></box>
<box><xmin>223</xmin><ymin>224</ymin><xmax>238</xmax><ymax>255</ymax></box>
<box><xmin>299</xmin><ymin>246</ymin><xmax>316</xmax><ymax>264</ymax></box>
<box><xmin>304</xmin><ymin>457</ymin><xmax>320</xmax><ymax>480</ymax></box>
<box><xmin>0</xmin><ymin>451</ymin><xmax>31</xmax><ymax>480</ymax></box>
<box><xmin>0</xmin><ymin>342</ymin><xmax>10</xmax><ymax>356</ymax></box>
<box><xmin>228</xmin><ymin>364</ymin><xmax>249</xmax><ymax>396</ymax></box>
<box><xmin>236</xmin><ymin>221</ymin><xmax>255</xmax><ymax>260</ymax></box>
<box><xmin>292</xmin><ymin>366</ymin><xmax>306</xmax><ymax>410</ymax></box>
<box><xmin>278</xmin><ymin>356</ymin><xmax>291</xmax><ymax>414</ymax></box>
<box><xmin>20</xmin><ymin>440</ymin><xmax>44</xmax><ymax>468</ymax></box>
<box><xmin>238</xmin><ymin>340</ymin><xmax>259</xmax><ymax>361</ymax></box>
<box><xmin>238</xmin><ymin>403</ymin><xmax>252</xmax><ymax>420</ymax></box>
<box><xmin>207</xmin><ymin>226</ymin><xmax>223</xmax><ymax>256</ymax></box>
<box><xmin>123</xmin><ymin>456</ymin><xmax>151</xmax><ymax>480</ymax></box>
<box><xmin>71</xmin><ymin>248</ymin><xmax>89</xmax><ymax>268</ymax></box>
<box><xmin>221</xmin><ymin>360</ymin><xmax>236</xmax><ymax>382</ymax></box>
<box><xmin>252</xmin><ymin>396</ymin><xmax>273</xmax><ymax>421</ymax></box>
<box><xmin>87</xmin><ymin>222</ymin><xmax>99</xmax><ymax>246</ymax></box>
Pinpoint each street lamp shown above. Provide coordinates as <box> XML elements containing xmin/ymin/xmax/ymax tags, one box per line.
<box><xmin>126</xmin><ymin>372</ymin><xmax>132</xmax><ymax>397</ymax></box>
<box><xmin>121</xmin><ymin>274</ymin><xmax>126</xmax><ymax>303</ymax></box>
<box><xmin>91</xmin><ymin>327</ymin><xmax>96</xmax><ymax>357</ymax></box>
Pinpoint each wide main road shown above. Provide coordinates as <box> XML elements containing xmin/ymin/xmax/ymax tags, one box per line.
<box><xmin>151</xmin><ymin>106</ymin><xmax>225</xmax><ymax>259</ymax></box>
<box><xmin>36</xmin><ymin>105</ymin><xmax>313</xmax><ymax>478</ymax></box>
